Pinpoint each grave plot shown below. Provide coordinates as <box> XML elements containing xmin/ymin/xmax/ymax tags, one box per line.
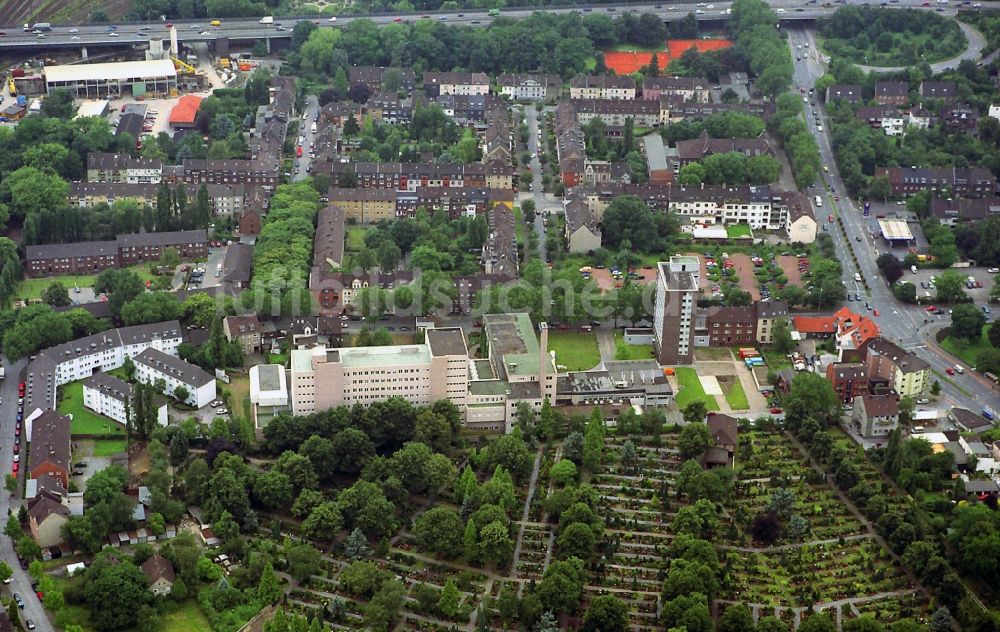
<box><xmin>514</xmin><ymin>524</ymin><xmax>552</xmax><ymax>582</ymax></box>
<box><xmin>737</xmin><ymin>430</ymin><xmax>813</xmax><ymax>481</ymax></box>
<box><xmin>729</xmin><ymin>481</ymin><xmax>868</xmax><ymax>542</ymax></box>
<box><xmin>851</xmin><ymin>590</ymin><xmax>929</xmax><ymax>623</ymax></box>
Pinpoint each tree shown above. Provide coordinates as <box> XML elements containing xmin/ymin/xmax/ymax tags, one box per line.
<box><xmin>750</xmin><ymin>512</ymin><xmax>782</xmax><ymax>545</ymax></box>
<box><xmin>934</xmin><ymin>271</ymin><xmax>967</xmax><ymax>303</ymax></box>
<box><xmin>285</xmin><ymin>542</ymin><xmax>322</xmax><ymax>582</ymax></box>
<box><xmin>951</xmin><ymin>303</ymin><xmax>986</xmax><ymax>343</ymax></box>
<box><xmin>931</xmin><ymin>379</ymin><xmax>941</xmax><ymax>396</ymax></box>
<box><xmin>583</xmin><ymin>595</ymin><xmax>629</xmax><ymax>632</ymax></box>
<box><xmin>364</xmin><ymin>579</ymin><xmax>406</xmax><ymax>632</ymax></box>
<box><xmin>771</xmin><ymin>318</ymin><xmax>795</xmax><ymax>354</ymax></box>
<box><xmin>558</xmin><ymin>522</ymin><xmax>596</xmax><ymax>560</ymax></box>
<box><xmin>718</xmin><ymin>604</ymin><xmax>756</xmax><ymax>632</ymax></box>
<box><xmin>536</xmin><ymin>557</ymin><xmax>586</xmax><ymax>615</ymax></box>
<box><xmin>345</xmin><ymin>527</ymin><xmax>372</xmax><ymax>560</ymax></box>
<box><xmin>437</xmin><ymin>579</ymin><xmax>461</xmax><ymax>618</ymax></box>
<box><xmin>256</xmin><ymin>561</ymin><xmax>283</xmax><ymax>605</ymax></box>
<box><xmin>876</xmin><ymin>253</ymin><xmax>904</xmax><ymax>284</ymax></box>
<box><xmin>413</xmin><ymin>508</ymin><xmax>465</xmax><ymax>558</ymax></box>
<box><xmin>799</xmin><ymin>613</ymin><xmax>837</xmax><ymax>632</ymax></box>
<box><xmin>549</xmin><ymin>459</ymin><xmax>578</xmax><ymax>486</ymax></box>
<box><xmin>41</xmin><ymin>89</ymin><xmax>76</xmax><ymax>119</ymax></box>
<box><xmin>479</xmin><ymin>521</ymin><xmax>514</xmax><ymax>566</ymax></box>
<box><xmin>678</xmin><ymin>422</ymin><xmax>712</xmax><ymax>459</ymax></box>
<box><xmin>42</xmin><ymin>282</ymin><xmax>71</xmax><ymax>307</ymax></box>
<box><xmin>600</xmin><ymin>196</ymin><xmax>662</xmax><ymax>252</ymax></box>
<box><xmin>84</xmin><ymin>555</ymin><xmax>154</xmax><ymax>631</ymax></box>
<box><xmin>893</xmin><ymin>282</ymin><xmax>917</xmax><ymax>304</ymax></box>
<box><xmin>682</xmin><ymin>401</ymin><xmax>708</xmax><ymax>425</ymax></box>
<box><xmin>302</xmin><ymin>502</ymin><xmax>343</xmax><ymax>541</ymax></box>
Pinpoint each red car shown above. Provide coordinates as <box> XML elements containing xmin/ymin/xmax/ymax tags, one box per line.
<box><xmin>828</xmin><ymin>214</ymin><xmax>834</xmax><ymax>222</ymax></box>
<box><xmin>770</xmin><ymin>407</ymin><xmax>783</xmax><ymax>414</ymax></box>
<box><xmin>11</xmin><ymin>464</ymin><xmax>17</xmax><ymax>475</ymax></box>
<box><xmin>12</xmin><ymin>444</ymin><xmax>18</xmax><ymax>454</ymax></box>
<box><xmin>393</xmin><ymin>16</ymin><xmax>402</xmax><ymax>21</ymax></box>
<box><xmin>925</xmin><ymin>305</ymin><xmax>937</xmax><ymax>312</ymax></box>
<box><xmin>946</xmin><ymin>367</ymin><xmax>955</xmax><ymax>375</ymax></box>
<box><xmin>834</xmin><ymin>196</ymin><xmax>840</xmax><ymax>201</ymax></box>
<box><xmin>873</xmin><ymin>309</ymin><xmax>880</xmax><ymax>317</ymax></box>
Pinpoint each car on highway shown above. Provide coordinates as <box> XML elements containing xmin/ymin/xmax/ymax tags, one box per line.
<box><xmin>69</xmin><ymin>27</ymin><xmax>79</xmax><ymax>32</ymax></box>
<box><xmin>394</xmin><ymin>17</ymin><xmax>403</xmax><ymax>21</ymax></box>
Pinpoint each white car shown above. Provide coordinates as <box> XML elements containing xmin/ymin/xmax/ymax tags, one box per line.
<box><xmin>210</xmin><ymin>399</ymin><xmax>223</xmax><ymax>407</ymax></box>
<box><xmin>215</xmin><ymin>408</ymin><xmax>229</xmax><ymax>415</ymax></box>
<box><xmin>776</xmin><ymin>7</ymin><xmax>786</xmax><ymax>12</ymax></box>
<box><xmin>988</xmin><ymin>268</ymin><xmax>999</xmax><ymax>274</ymax></box>
<box><xmin>328</xmin><ymin>15</ymin><xmax>338</xmax><ymax>22</ymax></box>
<box><xmin>69</xmin><ymin>28</ymin><xmax>79</xmax><ymax>32</ymax></box>
<box><xmin>71</xmin><ymin>35</ymin><xmax>79</xmax><ymax>40</ymax></box>
<box><xmin>12</xmin><ymin>455</ymin><xmax>18</xmax><ymax>463</ymax></box>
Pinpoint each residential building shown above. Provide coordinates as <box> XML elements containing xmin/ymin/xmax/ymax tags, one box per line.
<box><xmin>423</xmin><ymin>72</ymin><xmax>490</xmax><ymax>97</ymax></box>
<box><xmin>349</xmin><ymin>66</ymin><xmax>416</xmax><ymax>95</ymax></box>
<box><xmin>313</xmin><ymin>205</ymin><xmax>346</xmax><ymax>273</ymax></box>
<box><xmin>825</xmin><ymin>84</ymin><xmax>863</xmax><ymax>103</ymax></box>
<box><xmin>28</xmin><ymin>496</ymin><xmax>69</xmax><ymax>548</ymax></box>
<box><xmin>168</xmin><ymin>95</ymin><xmax>203</xmax><ymax>129</ymax></box>
<box><xmin>755</xmin><ymin>300</ymin><xmax>788</xmax><ymax>344</ymax></box>
<box><xmin>674</xmin><ymin>131</ymin><xmax>775</xmax><ymax>168</ymax></box>
<box><xmin>569</xmin><ymin>74</ymin><xmax>636</xmax><ymax>100</ymax></box>
<box><xmin>482</xmin><ymin>204</ymin><xmax>518</xmax><ymax>278</ymax></box>
<box><xmin>826</xmin><ymin>362</ymin><xmax>870</xmax><ymax>404</ymax></box>
<box><xmin>326</xmin><ymin>188</ymin><xmax>397</xmax><ymax>223</ymax></box>
<box><xmin>329</xmin><ymin>162</ymin><xmax>513</xmax><ymax>191</ymax></box>
<box><xmin>852</xmin><ymin>394</ymin><xmax>900</xmax><ymax>439</ymax></box>
<box><xmin>68</xmin><ymin>182</ymin><xmax>245</xmax><ymax>215</ymax></box>
<box><xmin>569</xmin><ymin>98</ymin><xmax>666</xmax><ymax>128</ymax></box>
<box><xmin>919</xmin><ymin>80</ymin><xmax>957</xmax><ymax>101</ymax></box>
<box><xmin>782</xmin><ymin>191</ymin><xmax>818</xmax><ymax>244</ymax></box>
<box><xmin>563</xmin><ymin>195</ymin><xmax>602</xmax><ymax>254</ymax></box>
<box><xmin>223</xmin><ymin>315</ymin><xmax>263</xmax><ymax>356</ymax></box>
<box><xmin>24</xmin><ymin>240</ymin><xmax>120</xmax><ymax>277</ymax></box>
<box><xmin>642</xmin><ymin>76</ymin><xmax>710</xmax><ymax>102</ymax></box>
<box><xmin>875</xmin><ymin>166</ymin><xmax>997</xmax><ymax>198</ymax></box>
<box><xmin>941</xmin><ymin>105</ymin><xmax>980</xmax><ymax>135</ymax></box>
<box><xmin>117</xmin><ymin>230</ymin><xmax>209</xmax><ymax>266</ymax></box>
<box><xmin>496</xmin><ymin>74</ymin><xmax>562</xmax><ymax>101</ymax></box>
<box><xmin>554</xmin><ymin>100</ymin><xmax>586</xmax><ymax>187</ymax></box>
<box><xmin>86</xmin><ymin>152</ymin><xmax>163</xmax><ymax>183</ymax></box>
<box><xmin>863</xmin><ymin>336</ymin><xmax>930</xmax><ymax>397</ymax></box>
<box><xmin>177</xmin><ymin>159</ymin><xmax>279</xmax><ymax>187</ymax></box>
<box><xmin>929</xmin><ymin>196</ymin><xmax>1000</xmax><ymax>225</ymax></box>
<box><xmin>133</xmin><ymin>347</ymin><xmax>216</xmax><ymax>408</ymax></box>
<box><xmin>663</xmin><ymin>99</ymin><xmax>775</xmax><ymax>121</ymax></box>
<box><xmin>28</xmin><ymin>410</ymin><xmax>71</xmax><ymax>489</ymax></box>
<box><xmin>222</xmin><ymin>243</ymin><xmax>253</xmax><ymax>290</ymax></box>
<box><xmin>702</xmin><ymin>301</ymin><xmax>787</xmax><ymax>346</ymax></box>
<box><xmin>705</xmin><ymin>413</ymin><xmax>738</xmax><ymax>468</ymax></box>
<box><xmin>141</xmin><ymin>554</ymin><xmax>176</xmax><ymax>596</ymax></box>
<box><xmin>653</xmin><ymin>256</ymin><xmax>700</xmax><ymax>365</ymax></box>
<box><xmin>365</xmin><ymin>92</ymin><xmax>414</xmax><ymax>125</ymax></box>
<box><xmin>83</xmin><ymin>372</ymin><xmax>167</xmax><ymax>427</ymax></box>
<box><xmin>874</xmin><ymin>81</ymin><xmax>909</xmax><ymax>106</ymax></box>
<box><xmin>288</xmin><ymin>327</ymin><xmax>469</xmax><ymax>416</ymax></box>
<box><xmin>23</xmin><ymin>321</ymin><xmax>183</xmax><ymax>414</ymax></box>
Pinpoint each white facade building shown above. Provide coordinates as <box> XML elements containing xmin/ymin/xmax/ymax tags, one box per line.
<box><xmin>133</xmin><ymin>348</ymin><xmax>216</xmax><ymax>408</ymax></box>
<box><xmin>82</xmin><ymin>372</ymin><xmax>167</xmax><ymax>427</ymax></box>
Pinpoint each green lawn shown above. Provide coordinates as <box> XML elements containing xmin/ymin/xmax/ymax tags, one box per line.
<box><xmin>940</xmin><ymin>326</ymin><xmax>990</xmax><ymax>367</ymax></box>
<box><xmin>513</xmin><ymin>206</ymin><xmax>527</xmax><ymax>249</ymax></box>
<box><xmin>92</xmin><ymin>439</ymin><xmax>127</xmax><ymax>457</ymax></box>
<box><xmin>760</xmin><ymin>348</ymin><xmax>793</xmax><ymax>370</ymax></box>
<box><xmin>613</xmin><ymin>333</ymin><xmax>654</xmax><ymax>360</ymax></box>
<box><xmin>724</xmin><ymin>378</ymin><xmax>750</xmax><ymax>410</ymax></box>
<box><xmin>161</xmin><ymin>599</ymin><xmax>213</xmax><ymax>632</ymax></box>
<box><xmin>268</xmin><ymin>353</ymin><xmax>289</xmax><ymax>366</ymax></box>
<box><xmin>727</xmin><ymin>223</ymin><xmax>753</xmax><ymax>239</ymax></box>
<box><xmin>13</xmin><ymin>265</ymin><xmax>158</xmax><ymax>302</ymax></box>
<box><xmin>345</xmin><ymin>226</ymin><xmax>368</xmax><ymax>252</ymax></box>
<box><xmin>674</xmin><ymin>367</ymin><xmax>721</xmax><ymax>411</ymax></box>
<box><xmin>547</xmin><ymin>331</ymin><xmax>602</xmax><ymax>372</ymax></box>
<box><xmin>58</xmin><ymin>382</ymin><xmax>126</xmax><ymax>437</ymax></box>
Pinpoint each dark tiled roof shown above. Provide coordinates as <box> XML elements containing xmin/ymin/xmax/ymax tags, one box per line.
<box><xmin>134</xmin><ymin>347</ymin><xmax>213</xmax><ymax>389</ymax></box>
<box><xmin>141</xmin><ymin>554</ymin><xmax>176</xmax><ymax>584</ymax></box>
<box><xmin>27</xmin><ymin>411</ymin><xmax>71</xmax><ymax>478</ymax></box>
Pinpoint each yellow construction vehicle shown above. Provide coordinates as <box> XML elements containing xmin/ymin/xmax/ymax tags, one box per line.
<box><xmin>7</xmin><ymin>77</ymin><xmax>16</xmax><ymax>96</ymax></box>
<box><xmin>219</xmin><ymin>57</ymin><xmax>230</xmax><ymax>68</ymax></box>
<box><xmin>171</xmin><ymin>57</ymin><xmax>197</xmax><ymax>76</ymax></box>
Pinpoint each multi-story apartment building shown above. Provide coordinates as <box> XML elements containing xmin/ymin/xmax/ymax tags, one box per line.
<box><xmin>863</xmin><ymin>336</ymin><xmax>930</xmax><ymax>397</ymax></box>
<box><xmin>329</xmin><ymin>162</ymin><xmax>513</xmax><ymax>191</ymax></box>
<box><xmin>929</xmin><ymin>196</ymin><xmax>1000</xmax><ymax>226</ymax></box>
<box><xmin>482</xmin><ymin>204</ymin><xmax>518</xmax><ymax>278</ymax></box>
<box><xmin>86</xmin><ymin>153</ymin><xmax>163</xmax><ymax>184</ymax></box>
<box><xmin>68</xmin><ymin>182</ymin><xmax>246</xmax><ymax>216</ymax></box>
<box><xmin>313</xmin><ymin>205</ymin><xmax>346</xmax><ymax>272</ymax></box>
<box><xmin>82</xmin><ymin>371</ymin><xmax>168</xmax><ymax>427</ymax></box>
<box><xmin>117</xmin><ymin>230</ymin><xmax>209</xmax><ymax>265</ymax></box>
<box><xmin>875</xmin><ymin>166</ymin><xmax>997</xmax><ymax>198</ymax></box>
<box><xmin>642</xmin><ymin>76</ymin><xmax>710</xmax><ymax>102</ymax></box>
<box><xmin>133</xmin><ymin>347</ymin><xmax>217</xmax><ymax>408</ymax></box>
<box><xmin>701</xmin><ymin>300</ymin><xmax>788</xmax><ymax>346</ymax></box>
<box><xmin>563</xmin><ymin>195</ymin><xmax>602</xmax><ymax>254</ymax></box>
<box><xmin>423</xmin><ymin>72</ymin><xmax>490</xmax><ymax>97</ymax></box>
<box><xmin>288</xmin><ymin>327</ymin><xmax>469</xmax><ymax>416</ymax></box>
<box><xmin>496</xmin><ymin>74</ymin><xmax>562</xmax><ymax>101</ymax></box>
<box><xmin>177</xmin><ymin>159</ymin><xmax>280</xmax><ymax>187</ymax></box>
<box><xmin>24</xmin><ymin>241</ymin><xmax>120</xmax><ymax>277</ymax></box>
<box><xmin>674</xmin><ymin>131</ymin><xmax>776</xmax><ymax>168</ymax></box>
<box><xmin>852</xmin><ymin>394</ymin><xmax>900</xmax><ymax>440</ymax></box>
<box><xmin>569</xmin><ymin>98</ymin><xmax>666</xmax><ymax>128</ymax></box>
<box><xmin>349</xmin><ymin>66</ymin><xmax>416</xmax><ymax>95</ymax></box>
<box><xmin>654</xmin><ymin>256</ymin><xmax>700</xmax><ymax>365</ymax></box>
<box><xmin>326</xmin><ymin>188</ymin><xmax>397</xmax><ymax>223</ymax></box>
<box><xmin>27</xmin><ymin>410</ymin><xmax>71</xmax><ymax>489</ymax></box>
<box><xmin>22</xmin><ymin>321</ymin><xmax>183</xmax><ymax>416</ymax></box>
<box><xmin>569</xmin><ymin>74</ymin><xmax>636</xmax><ymax>100</ymax></box>
<box><xmin>825</xmin><ymin>84</ymin><xmax>863</xmax><ymax>103</ymax></box>
<box><xmin>825</xmin><ymin>362</ymin><xmax>870</xmax><ymax>404</ymax></box>
<box><xmin>919</xmin><ymin>80</ymin><xmax>956</xmax><ymax>101</ymax></box>
<box><xmin>554</xmin><ymin>100</ymin><xmax>586</xmax><ymax>187</ymax></box>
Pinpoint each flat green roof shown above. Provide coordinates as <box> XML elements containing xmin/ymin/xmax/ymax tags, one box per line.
<box><xmin>470</xmin><ymin>379</ymin><xmax>510</xmax><ymax>396</ymax></box>
<box><xmin>484</xmin><ymin>312</ymin><xmax>555</xmax><ymax>377</ymax></box>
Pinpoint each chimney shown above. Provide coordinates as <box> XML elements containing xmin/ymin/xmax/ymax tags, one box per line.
<box><xmin>170</xmin><ymin>26</ymin><xmax>179</xmax><ymax>57</ymax></box>
<box><xmin>538</xmin><ymin>322</ymin><xmax>549</xmax><ymax>399</ymax></box>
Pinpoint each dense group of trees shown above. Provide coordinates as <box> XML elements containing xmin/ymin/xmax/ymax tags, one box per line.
<box><xmin>769</xmin><ymin>93</ymin><xmax>821</xmax><ymax>188</ymax></box>
<box><xmin>820</xmin><ymin>6</ymin><xmax>965</xmax><ymax>66</ymax></box>
<box><xmin>243</xmin><ymin>181</ymin><xmax>322</xmax><ymax>316</ymax></box>
<box><xmin>729</xmin><ymin>0</ymin><xmax>792</xmax><ymax>98</ymax></box>
<box><xmin>677</xmin><ymin>151</ymin><xmax>783</xmax><ymax>186</ymax></box>
<box><xmin>0</xmin><ymin>303</ymin><xmax>108</xmax><ymax>360</ymax></box>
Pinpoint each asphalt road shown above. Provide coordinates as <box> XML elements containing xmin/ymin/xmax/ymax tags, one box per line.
<box><xmin>520</xmin><ymin>103</ymin><xmax>556</xmax><ymax>262</ymax></box>
<box><xmin>788</xmin><ymin>26</ymin><xmax>1000</xmax><ymax>415</ymax></box>
<box><xmin>0</xmin><ymin>0</ymin><xmax>995</xmax><ymax>51</ymax></box>
<box><xmin>292</xmin><ymin>95</ymin><xmax>319</xmax><ymax>183</ymax></box>
<box><xmin>0</xmin><ymin>357</ymin><xmax>51</xmax><ymax>632</ymax></box>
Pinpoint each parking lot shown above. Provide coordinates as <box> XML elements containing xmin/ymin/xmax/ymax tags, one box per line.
<box><xmin>909</xmin><ymin>266</ymin><xmax>996</xmax><ymax>306</ymax></box>
<box><xmin>777</xmin><ymin>255</ymin><xmax>806</xmax><ymax>287</ymax></box>
<box><xmin>588</xmin><ymin>266</ymin><xmax>655</xmax><ymax>292</ymax></box>
<box><xmin>730</xmin><ymin>253</ymin><xmax>761</xmax><ymax>301</ymax></box>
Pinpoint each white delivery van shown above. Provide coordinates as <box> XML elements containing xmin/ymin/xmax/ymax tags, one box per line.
<box><xmin>814</xmin><ymin>195</ymin><xmax>822</xmax><ymax>207</ymax></box>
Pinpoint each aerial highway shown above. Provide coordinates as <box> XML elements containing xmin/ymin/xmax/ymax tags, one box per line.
<box><xmin>0</xmin><ymin>0</ymin><xmax>992</xmax><ymax>52</ymax></box>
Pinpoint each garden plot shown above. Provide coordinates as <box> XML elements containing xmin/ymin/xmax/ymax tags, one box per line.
<box><xmin>722</xmin><ymin>538</ymin><xmax>915</xmax><ymax>608</ymax></box>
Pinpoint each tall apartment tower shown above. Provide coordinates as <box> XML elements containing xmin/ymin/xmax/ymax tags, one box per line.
<box><xmin>653</xmin><ymin>256</ymin><xmax>700</xmax><ymax>365</ymax></box>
